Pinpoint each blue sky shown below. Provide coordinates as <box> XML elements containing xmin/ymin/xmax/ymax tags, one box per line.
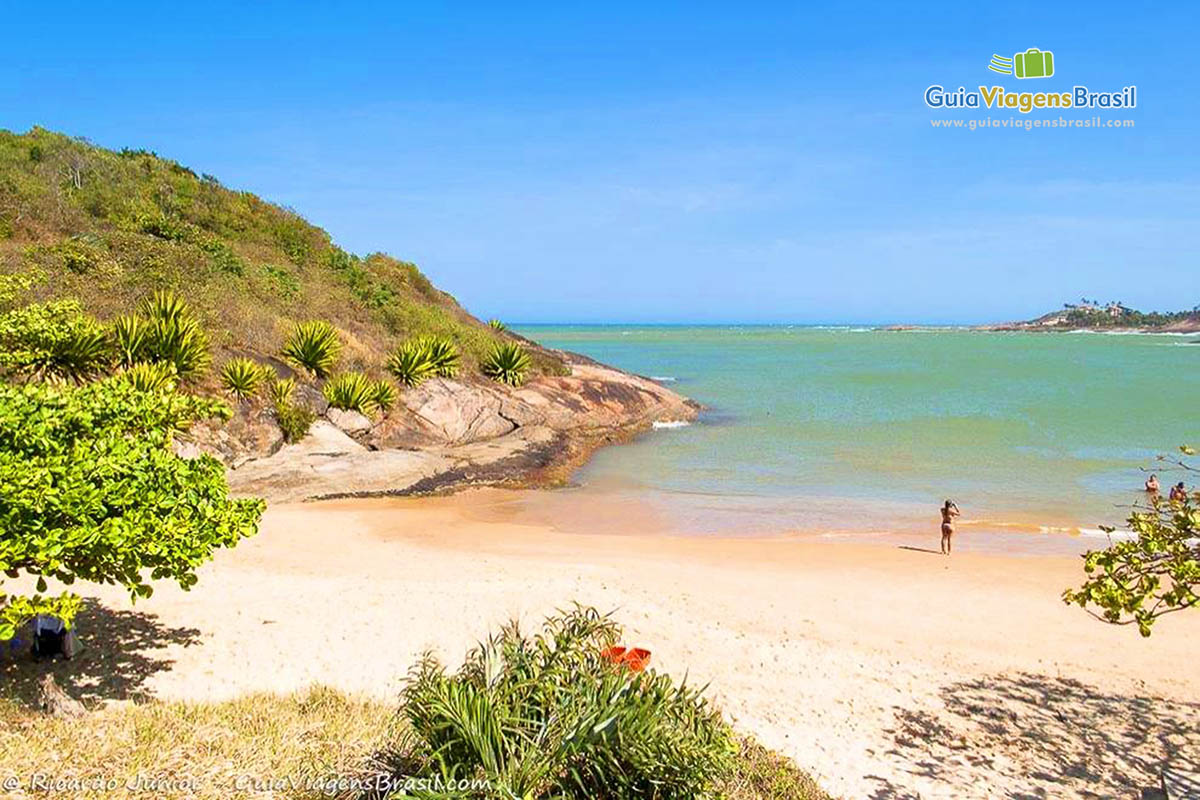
<box><xmin>3</xmin><ymin>2</ymin><xmax>1197</xmax><ymax>323</ymax></box>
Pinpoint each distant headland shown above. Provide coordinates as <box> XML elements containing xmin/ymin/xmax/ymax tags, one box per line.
<box><xmin>982</xmin><ymin>298</ymin><xmax>1200</xmax><ymax>333</ymax></box>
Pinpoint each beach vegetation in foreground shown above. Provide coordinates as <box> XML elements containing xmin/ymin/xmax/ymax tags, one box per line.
<box><xmin>1064</xmin><ymin>446</ymin><xmax>1199</xmax><ymax>636</ymax></box>
<box><xmin>0</xmin><ymin>680</ymin><xmax>827</xmax><ymax>800</ymax></box>
<box><xmin>386</xmin><ymin>605</ymin><xmax>734</xmax><ymax>798</ymax></box>
<box><xmin>0</xmin><ymin>376</ymin><xmax>263</xmax><ymax>641</ymax></box>
<box><xmin>481</xmin><ymin>341</ymin><xmax>532</xmax><ymax>386</ymax></box>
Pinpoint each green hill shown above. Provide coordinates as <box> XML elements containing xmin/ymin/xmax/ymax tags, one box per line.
<box><xmin>0</xmin><ymin>126</ymin><xmax>564</xmax><ymax>379</ymax></box>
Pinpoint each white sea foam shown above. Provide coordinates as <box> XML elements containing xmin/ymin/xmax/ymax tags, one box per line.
<box><xmin>650</xmin><ymin>376</ymin><xmax>677</xmax><ymax>382</ymax></box>
<box><xmin>652</xmin><ymin>420</ymin><xmax>691</xmax><ymax>430</ymax></box>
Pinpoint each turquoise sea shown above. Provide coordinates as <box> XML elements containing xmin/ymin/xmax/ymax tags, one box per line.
<box><xmin>515</xmin><ymin>326</ymin><xmax>1200</xmax><ymax>552</ymax></box>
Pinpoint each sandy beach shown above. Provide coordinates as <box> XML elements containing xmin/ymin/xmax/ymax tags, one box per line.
<box><xmin>12</xmin><ymin>489</ymin><xmax>1200</xmax><ymax>799</ymax></box>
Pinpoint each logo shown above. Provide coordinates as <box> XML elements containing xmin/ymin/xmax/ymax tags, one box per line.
<box><xmin>924</xmin><ymin>47</ymin><xmax>1136</xmax><ymax>114</ymax></box>
<box><xmin>989</xmin><ymin>48</ymin><xmax>1055</xmax><ymax>79</ymax></box>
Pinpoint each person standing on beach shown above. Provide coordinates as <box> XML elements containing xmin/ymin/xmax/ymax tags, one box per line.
<box><xmin>940</xmin><ymin>500</ymin><xmax>960</xmax><ymax>555</ymax></box>
<box><xmin>1145</xmin><ymin>474</ymin><xmax>1160</xmax><ymax>494</ymax></box>
<box><xmin>1169</xmin><ymin>481</ymin><xmax>1187</xmax><ymax>503</ymax></box>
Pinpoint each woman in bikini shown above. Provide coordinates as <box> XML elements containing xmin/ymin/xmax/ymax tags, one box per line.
<box><xmin>940</xmin><ymin>500</ymin><xmax>960</xmax><ymax>555</ymax></box>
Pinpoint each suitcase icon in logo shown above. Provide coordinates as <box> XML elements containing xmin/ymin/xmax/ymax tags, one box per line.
<box><xmin>1014</xmin><ymin>48</ymin><xmax>1054</xmax><ymax>79</ymax></box>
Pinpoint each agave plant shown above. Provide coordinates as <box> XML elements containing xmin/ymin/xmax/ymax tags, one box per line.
<box><xmin>384</xmin><ymin>607</ymin><xmax>735</xmax><ymax>799</ymax></box>
<box><xmin>142</xmin><ymin>314</ymin><xmax>210</xmax><ymax>379</ymax></box>
<box><xmin>369</xmin><ymin>379</ymin><xmax>397</xmax><ymax>412</ymax></box>
<box><xmin>139</xmin><ymin>289</ymin><xmax>191</xmax><ymax>326</ymax></box>
<box><xmin>322</xmin><ymin>371</ymin><xmax>378</xmax><ymax>415</ymax></box>
<box><xmin>387</xmin><ymin>340</ymin><xmax>435</xmax><ymax>387</ymax></box>
<box><xmin>110</xmin><ymin>315</ymin><xmax>148</xmax><ymax>367</ymax></box>
<box><xmin>220</xmin><ymin>357</ymin><xmax>270</xmax><ymax>402</ymax></box>
<box><xmin>125</xmin><ymin>291</ymin><xmax>210</xmax><ymax>379</ymax></box>
<box><xmin>488</xmin><ymin>318</ymin><xmax>507</xmax><ymax>332</ymax></box>
<box><xmin>282</xmin><ymin>320</ymin><xmax>341</xmax><ymax>379</ymax></box>
<box><xmin>267</xmin><ymin>377</ymin><xmax>296</xmax><ymax>408</ymax></box>
<box><xmin>119</xmin><ymin>361</ymin><xmax>177</xmax><ymax>393</ymax></box>
<box><xmin>417</xmin><ymin>336</ymin><xmax>460</xmax><ymax>378</ymax></box>
<box><xmin>481</xmin><ymin>342</ymin><xmax>531</xmax><ymax>386</ymax></box>
<box><xmin>45</xmin><ymin>325</ymin><xmax>112</xmax><ymax>383</ymax></box>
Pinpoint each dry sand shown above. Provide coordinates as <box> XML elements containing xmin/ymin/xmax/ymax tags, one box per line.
<box><xmin>12</xmin><ymin>489</ymin><xmax>1200</xmax><ymax>799</ymax></box>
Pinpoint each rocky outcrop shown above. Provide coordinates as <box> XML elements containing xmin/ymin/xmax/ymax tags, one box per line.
<box><xmin>223</xmin><ymin>353</ymin><xmax>698</xmax><ymax>503</ymax></box>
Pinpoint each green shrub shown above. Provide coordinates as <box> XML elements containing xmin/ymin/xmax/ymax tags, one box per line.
<box><xmin>481</xmin><ymin>342</ymin><xmax>532</xmax><ymax>386</ymax></box>
<box><xmin>133</xmin><ymin>211</ymin><xmax>191</xmax><ymax>242</ymax></box>
<box><xmin>220</xmin><ymin>358</ymin><xmax>270</xmax><ymax>402</ymax></box>
<box><xmin>267</xmin><ymin>377</ymin><xmax>296</xmax><ymax>408</ymax></box>
<box><xmin>119</xmin><ymin>362</ymin><xmax>177</xmax><ymax>393</ymax></box>
<box><xmin>199</xmin><ymin>238</ymin><xmax>245</xmax><ymax>276</ymax></box>
<box><xmin>274</xmin><ymin>402</ymin><xmax>315</xmax><ymax>443</ymax></box>
<box><xmin>323</xmin><ymin>371</ymin><xmax>377</xmax><ymax>415</ymax></box>
<box><xmin>263</xmin><ymin>264</ymin><xmax>300</xmax><ymax>299</ymax></box>
<box><xmin>418</xmin><ymin>335</ymin><xmax>460</xmax><ymax>378</ymax></box>
<box><xmin>384</xmin><ymin>606</ymin><xmax>736</xmax><ymax>799</ymax></box>
<box><xmin>0</xmin><ymin>377</ymin><xmax>263</xmax><ymax>640</ymax></box>
<box><xmin>387</xmin><ymin>340</ymin><xmax>435</xmax><ymax>387</ymax></box>
<box><xmin>0</xmin><ymin>299</ymin><xmax>113</xmax><ymax>382</ymax></box>
<box><xmin>369</xmin><ymin>379</ymin><xmax>397</xmax><ymax>412</ymax></box>
<box><xmin>488</xmin><ymin>318</ymin><xmax>507</xmax><ymax>331</ymax></box>
<box><xmin>282</xmin><ymin>321</ymin><xmax>341</xmax><ymax>379</ymax></box>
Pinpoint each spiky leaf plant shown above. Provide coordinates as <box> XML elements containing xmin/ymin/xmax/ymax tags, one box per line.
<box><xmin>383</xmin><ymin>606</ymin><xmax>736</xmax><ymax>799</ymax></box>
<box><xmin>387</xmin><ymin>341</ymin><xmax>435</xmax><ymax>388</ymax></box>
<box><xmin>267</xmin><ymin>377</ymin><xmax>296</xmax><ymax>408</ymax></box>
<box><xmin>322</xmin><ymin>371</ymin><xmax>378</xmax><ymax>415</ymax></box>
<box><xmin>142</xmin><ymin>315</ymin><xmax>209</xmax><ymax>379</ymax></box>
<box><xmin>282</xmin><ymin>321</ymin><xmax>341</xmax><ymax>379</ymax></box>
<box><xmin>119</xmin><ymin>362</ymin><xmax>177</xmax><ymax>393</ymax></box>
<box><xmin>48</xmin><ymin>325</ymin><xmax>112</xmax><ymax>383</ymax></box>
<box><xmin>417</xmin><ymin>336</ymin><xmax>460</xmax><ymax>378</ymax></box>
<box><xmin>370</xmin><ymin>379</ymin><xmax>397</xmax><ymax>412</ymax></box>
<box><xmin>139</xmin><ymin>290</ymin><xmax>191</xmax><ymax>326</ymax></box>
<box><xmin>111</xmin><ymin>315</ymin><xmax>148</xmax><ymax>367</ymax></box>
<box><xmin>220</xmin><ymin>358</ymin><xmax>270</xmax><ymax>402</ymax></box>
<box><xmin>481</xmin><ymin>342</ymin><xmax>532</xmax><ymax>386</ymax></box>
<box><xmin>130</xmin><ymin>291</ymin><xmax>210</xmax><ymax>379</ymax></box>
<box><xmin>488</xmin><ymin>318</ymin><xmax>507</xmax><ymax>332</ymax></box>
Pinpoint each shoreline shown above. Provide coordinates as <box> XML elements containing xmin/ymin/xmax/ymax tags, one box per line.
<box><xmin>14</xmin><ymin>490</ymin><xmax>1199</xmax><ymax>798</ymax></box>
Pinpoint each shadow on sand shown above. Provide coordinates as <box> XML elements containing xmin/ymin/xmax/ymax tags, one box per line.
<box><xmin>897</xmin><ymin>546</ymin><xmax>944</xmax><ymax>556</ymax></box>
<box><xmin>0</xmin><ymin>598</ymin><xmax>200</xmax><ymax>708</ymax></box>
<box><xmin>864</xmin><ymin>671</ymin><xmax>1200</xmax><ymax>800</ymax></box>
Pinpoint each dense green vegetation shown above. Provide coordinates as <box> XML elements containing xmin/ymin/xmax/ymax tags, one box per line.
<box><xmin>377</xmin><ymin>606</ymin><xmax>828</xmax><ymax>799</ymax></box>
<box><xmin>1064</xmin><ymin>446</ymin><xmax>1199</xmax><ymax>636</ymax></box>
<box><xmin>0</xmin><ymin>127</ymin><xmax>565</xmax><ymax>378</ymax></box>
<box><xmin>0</xmin><ymin>375</ymin><xmax>263</xmax><ymax>640</ymax></box>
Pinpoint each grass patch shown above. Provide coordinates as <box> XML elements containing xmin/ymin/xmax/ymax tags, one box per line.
<box><xmin>0</xmin><ymin>690</ymin><xmax>828</xmax><ymax>800</ymax></box>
